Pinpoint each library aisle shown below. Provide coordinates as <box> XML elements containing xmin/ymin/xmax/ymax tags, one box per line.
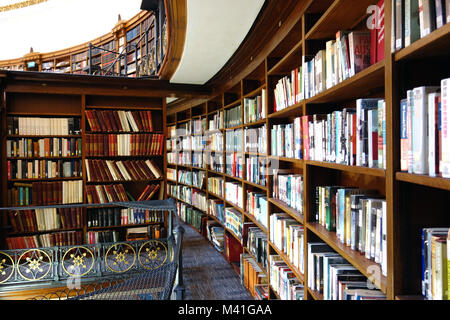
<box><xmin>181</xmin><ymin>222</ymin><xmax>252</xmax><ymax>300</ymax></box>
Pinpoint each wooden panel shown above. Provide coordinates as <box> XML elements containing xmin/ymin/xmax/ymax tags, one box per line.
<box><xmin>6</xmin><ymin>92</ymin><xmax>81</xmax><ymax>115</ymax></box>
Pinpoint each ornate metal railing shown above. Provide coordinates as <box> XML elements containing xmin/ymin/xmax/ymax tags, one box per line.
<box><xmin>0</xmin><ymin>199</ymin><xmax>185</xmax><ymax>300</ymax></box>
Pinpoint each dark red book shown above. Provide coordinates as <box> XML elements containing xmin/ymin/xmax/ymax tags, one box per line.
<box><xmin>225</xmin><ymin>233</ymin><xmax>242</xmax><ymax>263</ymax></box>
<box><xmin>376</xmin><ymin>0</ymin><xmax>385</xmax><ymax>63</ymax></box>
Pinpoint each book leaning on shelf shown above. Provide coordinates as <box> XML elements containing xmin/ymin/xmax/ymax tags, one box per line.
<box><xmin>209</xmin><ymin>199</ymin><xmax>225</xmax><ymax>223</ymax></box>
<box><xmin>400</xmin><ymin>78</ymin><xmax>450</xmax><ymax>178</ymax></box>
<box><xmin>246</xmin><ymin>227</ymin><xmax>269</xmax><ymax>270</ymax></box>
<box><xmin>85</xmin><ymin>109</ymin><xmax>154</xmax><ymax>132</ymax></box>
<box><xmin>85</xmin><ymin>182</ymin><xmax>162</xmax><ymax>204</ymax></box>
<box><xmin>85</xmin><ymin>159</ymin><xmax>162</xmax><ymax>182</ymax></box>
<box><xmin>246</xmin><ymin>191</ymin><xmax>268</xmax><ymax>228</ymax></box>
<box><xmin>273</xmin><ymin>170</ymin><xmax>303</xmax><ymax>214</ymax></box>
<box><xmin>206</xmin><ymin>221</ymin><xmax>224</xmax><ymax>252</ymax></box>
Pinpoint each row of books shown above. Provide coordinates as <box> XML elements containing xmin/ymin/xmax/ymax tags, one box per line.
<box><xmin>244</xmin><ymin>126</ymin><xmax>267</xmax><ymax>154</ymax></box>
<box><xmin>193</xmin><ymin>152</ymin><xmax>207</xmax><ymax>169</ymax></box>
<box><xmin>6</xmin><ymin>137</ymin><xmax>82</xmax><ymax>158</ymax></box>
<box><xmin>243</xmin><ymin>91</ymin><xmax>266</xmax><ymax>124</ymax></box>
<box><xmin>168</xmin><ymin>125</ymin><xmax>177</xmax><ymax>138</ymax></box>
<box><xmin>225</xmin><ymin>182</ymin><xmax>243</xmax><ymax>209</ymax></box>
<box><xmin>421</xmin><ymin>227</ymin><xmax>449</xmax><ymax>300</ymax></box>
<box><xmin>209</xmin><ymin>199</ymin><xmax>225</xmax><ymax>224</ymax></box>
<box><xmin>315</xmin><ymin>187</ymin><xmax>387</xmax><ymax>276</ymax></box>
<box><xmin>225</xmin><ymin>105</ymin><xmax>242</xmax><ymax>128</ymax></box>
<box><xmin>208</xmin><ymin>177</ymin><xmax>224</xmax><ymax>197</ymax></box>
<box><xmin>192</xmin><ymin>170</ymin><xmax>206</xmax><ymax>189</ymax></box>
<box><xmin>167</xmin><ymin>168</ymin><xmax>176</xmax><ymax>181</ymax></box>
<box><xmin>271</xmin><ymin>118</ymin><xmax>303</xmax><ymax>159</ymax></box>
<box><xmin>8</xmin><ymin>159</ymin><xmax>81</xmax><ymax>180</ymax></box>
<box><xmin>273</xmin><ymin>171</ymin><xmax>304</xmax><ymax>214</ymax></box>
<box><xmin>7</xmin><ymin>181</ymin><xmax>83</xmax><ymax>207</ymax></box>
<box><xmin>177</xmin><ymin>170</ymin><xmax>192</xmax><ymax>185</ymax></box>
<box><xmin>86</xmin><ymin>208</ymin><xmax>164</xmax><ymax>228</ymax></box>
<box><xmin>192</xmin><ymin>189</ymin><xmax>208</xmax><ymax>212</ymax></box>
<box><xmin>167</xmin><ymin>138</ymin><xmax>177</xmax><ymax>151</ymax></box>
<box><xmin>246</xmin><ymin>192</ymin><xmax>268</xmax><ymax>229</ymax></box>
<box><xmin>86</xmin><ymin>230</ymin><xmax>119</xmax><ymax>244</ymax></box>
<box><xmin>206</xmin><ymin>221</ymin><xmax>224</xmax><ymax>252</ymax></box>
<box><xmin>85</xmin><ymin>109</ymin><xmax>154</xmax><ymax>132</ymax></box>
<box><xmin>225</xmin><ymin>207</ymin><xmax>243</xmax><ymax>240</ymax></box>
<box><xmin>192</xmin><ymin>117</ymin><xmax>207</xmax><ymax>135</ymax></box>
<box><xmin>247</xmin><ymin>226</ymin><xmax>268</xmax><ymax>270</ymax></box>
<box><xmin>392</xmin><ymin>0</ymin><xmax>450</xmax><ymax>53</ymax></box>
<box><xmin>241</xmin><ymin>254</ymin><xmax>269</xmax><ymax>299</ymax></box>
<box><xmin>85</xmin><ymin>159</ymin><xmax>161</xmax><ymax>182</ymax></box>
<box><xmin>178</xmin><ymin>202</ymin><xmax>205</xmax><ymax>231</ymax></box>
<box><xmin>208</xmin><ymin>110</ymin><xmax>224</xmax><ymax>131</ymax></box>
<box><xmin>225</xmin><ymin>153</ymin><xmax>244</xmax><ymax>178</ymax></box>
<box><xmin>305</xmin><ymin>98</ymin><xmax>386</xmax><ymax>169</ymax></box>
<box><xmin>207</xmin><ymin>132</ymin><xmax>223</xmax><ymax>152</ymax></box>
<box><xmin>6</xmin><ymin>231</ymin><xmax>83</xmax><ymax>249</ymax></box>
<box><xmin>225</xmin><ymin>129</ymin><xmax>243</xmax><ymax>152</ymax></box>
<box><xmin>85</xmin><ymin>133</ymin><xmax>164</xmax><ymax>156</ymax></box>
<box><xmin>307</xmin><ymin>242</ymin><xmax>386</xmax><ymax>300</ymax></box>
<box><xmin>7</xmin><ymin>117</ymin><xmax>81</xmax><ymax>136</ymax></box>
<box><xmin>269</xmin><ymin>254</ymin><xmax>304</xmax><ymax>300</ymax></box>
<box><xmin>400</xmin><ymin>80</ymin><xmax>450</xmax><ymax>178</ymax></box>
<box><xmin>85</xmin><ymin>184</ymin><xmax>129</xmax><ymax>204</ymax></box>
<box><xmin>246</xmin><ymin>156</ymin><xmax>267</xmax><ymax>186</ymax></box>
<box><xmin>208</xmin><ymin>152</ymin><xmax>223</xmax><ymax>172</ymax></box>
<box><xmin>8</xmin><ymin>207</ymin><xmax>83</xmax><ymax>233</ymax></box>
<box><xmin>302</xmin><ymin>27</ymin><xmax>383</xmax><ymax>101</ymax></box>
<box><xmin>270</xmin><ymin>213</ymin><xmax>305</xmax><ymax>273</ymax></box>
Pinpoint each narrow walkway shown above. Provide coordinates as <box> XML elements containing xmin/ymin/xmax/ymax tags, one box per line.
<box><xmin>180</xmin><ymin>222</ymin><xmax>253</xmax><ymax>300</ymax></box>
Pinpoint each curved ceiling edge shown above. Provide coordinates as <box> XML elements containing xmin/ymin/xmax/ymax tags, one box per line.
<box><xmin>169</xmin><ymin>0</ymin><xmax>265</xmax><ymax>85</ymax></box>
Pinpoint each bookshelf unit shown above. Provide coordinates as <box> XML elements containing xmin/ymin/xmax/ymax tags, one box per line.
<box><xmin>0</xmin><ymin>73</ymin><xmax>175</xmax><ymax>254</ymax></box>
<box><xmin>167</xmin><ymin>0</ymin><xmax>450</xmax><ymax>300</ymax></box>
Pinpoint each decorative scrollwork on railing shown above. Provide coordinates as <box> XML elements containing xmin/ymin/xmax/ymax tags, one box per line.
<box><xmin>138</xmin><ymin>240</ymin><xmax>168</xmax><ymax>270</ymax></box>
<box><xmin>17</xmin><ymin>249</ymin><xmax>52</xmax><ymax>281</ymax></box>
<box><xmin>0</xmin><ymin>251</ymin><xmax>15</xmax><ymax>284</ymax></box>
<box><xmin>62</xmin><ymin>246</ymin><xmax>96</xmax><ymax>277</ymax></box>
<box><xmin>105</xmin><ymin>243</ymin><xmax>136</xmax><ymax>273</ymax></box>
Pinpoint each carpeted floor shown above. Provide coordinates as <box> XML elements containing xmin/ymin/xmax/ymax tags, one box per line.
<box><xmin>179</xmin><ymin>222</ymin><xmax>253</xmax><ymax>300</ymax></box>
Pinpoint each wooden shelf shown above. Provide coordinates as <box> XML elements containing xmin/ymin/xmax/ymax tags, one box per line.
<box><xmin>394</xmin><ymin>24</ymin><xmax>450</xmax><ymax>61</ymax></box>
<box><xmin>306</xmin><ymin>160</ymin><xmax>386</xmax><ymax>177</ymax></box>
<box><xmin>396</xmin><ymin>172</ymin><xmax>450</xmax><ymax>191</ymax></box>
<box><xmin>307</xmin><ymin>287</ymin><xmax>324</xmax><ymax>300</ymax></box>
<box><xmin>243</xmin><ymin>119</ymin><xmax>267</xmax><ymax>128</ymax></box>
<box><xmin>7</xmin><ymin>227</ymin><xmax>83</xmax><ymax>236</ymax></box>
<box><xmin>269</xmin><ymin>155</ymin><xmax>304</xmax><ymax>165</ymax></box>
<box><xmin>307</xmin><ymin>222</ymin><xmax>387</xmax><ymax>294</ymax></box>
<box><xmin>86</xmin><ymin>179</ymin><xmax>162</xmax><ymax>184</ymax></box>
<box><xmin>244</xmin><ymin>246</ymin><xmax>268</xmax><ymax>277</ymax></box>
<box><xmin>86</xmin><ymin>106</ymin><xmax>163</xmax><ymax>111</ymax></box>
<box><xmin>269</xmin><ymin>198</ymin><xmax>304</xmax><ymax>224</ymax></box>
<box><xmin>243</xmin><ymin>211</ymin><xmax>267</xmax><ymax>234</ymax></box>
<box><xmin>244</xmin><ymin>180</ymin><xmax>267</xmax><ymax>191</ymax></box>
<box><xmin>305</xmin><ymin>0</ymin><xmax>376</xmax><ymax>40</ymax></box>
<box><xmin>268</xmin><ymin>101</ymin><xmax>304</xmax><ymax>119</ymax></box>
<box><xmin>243</xmin><ymin>84</ymin><xmax>266</xmax><ymax>99</ymax></box>
<box><xmin>225</xmin><ymin>227</ymin><xmax>242</xmax><ymax>245</ymax></box>
<box><xmin>306</xmin><ymin>60</ymin><xmax>385</xmax><ymax>104</ymax></box>
<box><xmin>395</xmin><ymin>295</ymin><xmax>426</xmax><ymax>301</ymax></box>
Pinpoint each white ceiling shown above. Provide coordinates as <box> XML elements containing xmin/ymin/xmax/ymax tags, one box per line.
<box><xmin>169</xmin><ymin>0</ymin><xmax>265</xmax><ymax>85</ymax></box>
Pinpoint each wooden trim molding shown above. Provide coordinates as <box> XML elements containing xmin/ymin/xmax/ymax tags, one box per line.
<box><xmin>158</xmin><ymin>0</ymin><xmax>187</xmax><ymax>80</ymax></box>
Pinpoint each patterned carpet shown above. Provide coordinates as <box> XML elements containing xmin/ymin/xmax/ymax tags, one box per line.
<box><xmin>179</xmin><ymin>222</ymin><xmax>253</xmax><ymax>300</ymax></box>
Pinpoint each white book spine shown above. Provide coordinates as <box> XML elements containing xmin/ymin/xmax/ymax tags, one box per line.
<box><xmin>442</xmin><ymin>78</ymin><xmax>450</xmax><ymax>178</ymax></box>
<box><xmin>428</xmin><ymin>93</ymin><xmax>438</xmax><ymax>176</ymax></box>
